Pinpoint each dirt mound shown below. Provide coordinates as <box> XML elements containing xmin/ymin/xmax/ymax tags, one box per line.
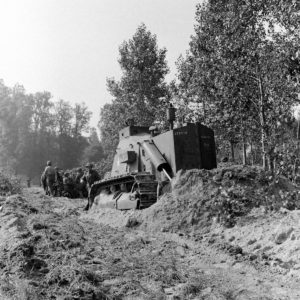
<box><xmin>141</xmin><ymin>165</ymin><xmax>300</xmax><ymax>233</ymax></box>
<box><xmin>216</xmin><ymin>207</ymin><xmax>300</xmax><ymax>271</ymax></box>
<box><xmin>0</xmin><ymin>189</ymin><xmax>216</xmax><ymax>300</ymax></box>
<box><xmin>1</xmin><ymin>185</ymin><xmax>300</xmax><ymax>299</ymax></box>
<box><xmin>0</xmin><ymin>193</ymin><xmax>109</xmax><ymax>300</ymax></box>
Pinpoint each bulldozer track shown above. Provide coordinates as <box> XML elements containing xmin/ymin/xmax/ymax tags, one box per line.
<box><xmin>91</xmin><ymin>172</ymin><xmax>158</xmax><ymax>209</ymax></box>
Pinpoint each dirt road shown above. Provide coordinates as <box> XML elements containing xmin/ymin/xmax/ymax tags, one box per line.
<box><xmin>0</xmin><ymin>187</ymin><xmax>300</xmax><ymax>299</ymax></box>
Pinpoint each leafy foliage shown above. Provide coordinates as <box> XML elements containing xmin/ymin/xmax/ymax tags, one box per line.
<box><xmin>0</xmin><ymin>171</ymin><xmax>21</xmax><ymax>195</ymax></box>
<box><xmin>174</xmin><ymin>0</ymin><xmax>300</xmax><ymax>168</ymax></box>
<box><xmin>0</xmin><ymin>80</ymin><xmax>93</xmax><ymax>179</ymax></box>
<box><xmin>212</xmin><ymin>167</ymin><xmax>300</xmax><ymax>228</ymax></box>
<box><xmin>81</xmin><ymin>128</ymin><xmax>105</xmax><ymax>165</ymax></box>
<box><xmin>99</xmin><ymin>24</ymin><xmax>170</xmax><ymax>154</ymax></box>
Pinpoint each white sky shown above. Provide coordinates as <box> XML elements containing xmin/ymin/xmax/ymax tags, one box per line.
<box><xmin>0</xmin><ymin>0</ymin><xmax>201</xmax><ymax>128</ymax></box>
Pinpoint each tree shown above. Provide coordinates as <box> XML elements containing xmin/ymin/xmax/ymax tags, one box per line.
<box><xmin>88</xmin><ymin>127</ymin><xmax>100</xmax><ymax>145</ymax></box>
<box><xmin>54</xmin><ymin>100</ymin><xmax>73</xmax><ymax>136</ymax></box>
<box><xmin>174</xmin><ymin>0</ymin><xmax>300</xmax><ymax>168</ymax></box>
<box><xmin>99</xmin><ymin>24</ymin><xmax>169</xmax><ymax>154</ymax></box>
<box><xmin>53</xmin><ymin>99</ymin><xmax>74</xmax><ymax>168</ymax></box>
<box><xmin>81</xmin><ymin>128</ymin><xmax>105</xmax><ymax>165</ymax></box>
<box><xmin>0</xmin><ymin>83</ymin><xmax>39</xmax><ymax>175</ymax></box>
<box><xmin>0</xmin><ymin>80</ymin><xmax>94</xmax><ymax>178</ymax></box>
<box><xmin>29</xmin><ymin>91</ymin><xmax>57</xmax><ymax>175</ymax></box>
<box><xmin>72</xmin><ymin>103</ymin><xmax>92</xmax><ymax>138</ymax></box>
<box><xmin>99</xmin><ymin>102</ymin><xmax>127</xmax><ymax>152</ymax></box>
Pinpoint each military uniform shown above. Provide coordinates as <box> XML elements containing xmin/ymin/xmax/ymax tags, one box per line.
<box><xmin>75</xmin><ymin>169</ymin><xmax>84</xmax><ymax>184</ymax></box>
<box><xmin>82</xmin><ymin>166</ymin><xmax>100</xmax><ymax>210</ymax></box>
<box><xmin>82</xmin><ymin>169</ymin><xmax>100</xmax><ymax>189</ymax></box>
<box><xmin>42</xmin><ymin>164</ymin><xmax>56</xmax><ymax>196</ymax></box>
<box><xmin>63</xmin><ymin>174</ymin><xmax>75</xmax><ymax>198</ymax></box>
<box><xmin>75</xmin><ymin>169</ymin><xmax>85</xmax><ymax>197</ymax></box>
<box><xmin>54</xmin><ymin>169</ymin><xmax>63</xmax><ymax>196</ymax></box>
<box><xmin>55</xmin><ymin>170</ymin><xmax>63</xmax><ymax>185</ymax></box>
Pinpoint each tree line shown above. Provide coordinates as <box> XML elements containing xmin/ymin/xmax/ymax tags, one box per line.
<box><xmin>1</xmin><ymin>0</ymin><xmax>300</xmax><ymax>181</ymax></box>
<box><xmin>0</xmin><ymin>81</ymin><xmax>105</xmax><ymax>180</ymax></box>
<box><xmin>99</xmin><ymin>0</ymin><xmax>300</xmax><ymax>180</ymax></box>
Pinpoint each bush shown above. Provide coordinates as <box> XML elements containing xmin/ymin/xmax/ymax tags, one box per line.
<box><xmin>0</xmin><ymin>171</ymin><xmax>21</xmax><ymax>195</ymax></box>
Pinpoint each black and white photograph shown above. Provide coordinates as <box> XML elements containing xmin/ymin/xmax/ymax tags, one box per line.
<box><xmin>0</xmin><ymin>0</ymin><xmax>299</xmax><ymax>299</ymax></box>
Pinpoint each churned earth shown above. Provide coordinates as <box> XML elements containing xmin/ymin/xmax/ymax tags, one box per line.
<box><xmin>1</xmin><ymin>165</ymin><xmax>300</xmax><ymax>299</ymax></box>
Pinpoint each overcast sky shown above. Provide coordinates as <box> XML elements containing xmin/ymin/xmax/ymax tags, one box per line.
<box><xmin>0</xmin><ymin>0</ymin><xmax>201</xmax><ymax>127</ymax></box>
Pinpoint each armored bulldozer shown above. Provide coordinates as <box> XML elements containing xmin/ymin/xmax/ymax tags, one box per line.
<box><xmin>90</xmin><ymin>107</ymin><xmax>217</xmax><ymax>210</ymax></box>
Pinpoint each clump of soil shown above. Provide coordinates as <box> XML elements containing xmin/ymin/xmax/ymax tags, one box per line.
<box><xmin>141</xmin><ymin>165</ymin><xmax>300</xmax><ymax>233</ymax></box>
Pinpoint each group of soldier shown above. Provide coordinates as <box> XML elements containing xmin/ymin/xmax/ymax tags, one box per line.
<box><xmin>41</xmin><ymin>161</ymin><xmax>101</xmax><ymax>210</ymax></box>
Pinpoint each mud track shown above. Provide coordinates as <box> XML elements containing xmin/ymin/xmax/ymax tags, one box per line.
<box><xmin>0</xmin><ymin>187</ymin><xmax>299</xmax><ymax>299</ymax></box>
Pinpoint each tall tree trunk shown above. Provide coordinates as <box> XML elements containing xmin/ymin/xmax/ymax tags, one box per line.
<box><xmin>58</xmin><ymin>135</ymin><xmax>63</xmax><ymax>168</ymax></box>
<box><xmin>230</xmin><ymin>141</ymin><xmax>235</xmax><ymax>162</ymax></box>
<box><xmin>250</xmin><ymin>140</ymin><xmax>254</xmax><ymax>165</ymax></box>
<box><xmin>242</xmin><ymin>134</ymin><xmax>247</xmax><ymax>165</ymax></box>
<box><xmin>297</xmin><ymin>120</ymin><xmax>300</xmax><ymax>151</ymax></box>
<box><xmin>240</xmin><ymin>115</ymin><xmax>247</xmax><ymax>165</ymax></box>
<box><xmin>258</xmin><ymin>73</ymin><xmax>267</xmax><ymax>170</ymax></box>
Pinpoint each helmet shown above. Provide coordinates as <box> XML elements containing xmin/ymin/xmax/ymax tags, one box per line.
<box><xmin>64</xmin><ymin>172</ymin><xmax>69</xmax><ymax>176</ymax></box>
<box><xmin>85</xmin><ymin>163</ymin><xmax>93</xmax><ymax>169</ymax></box>
<box><xmin>47</xmin><ymin>161</ymin><xmax>52</xmax><ymax>166</ymax></box>
<box><xmin>77</xmin><ymin>168</ymin><xmax>82</xmax><ymax>172</ymax></box>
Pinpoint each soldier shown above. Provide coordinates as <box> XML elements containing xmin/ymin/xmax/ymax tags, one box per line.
<box><xmin>42</xmin><ymin>161</ymin><xmax>56</xmax><ymax>196</ymax></box>
<box><xmin>74</xmin><ymin>168</ymin><xmax>85</xmax><ymax>197</ymax></box>
<box><xmin>82</xmin><ymin>163</ymin><xmax>100</xmax><ymax>210</ymax></box>
<box><xmin>62</xmin><ymin>172</ymin><xmax>75</xmax><ymax>198</ymax></box>
<box><xmin>54</xmin><ymin>167</ymin><xmax>63</xmax><ymax>196</ymax></box>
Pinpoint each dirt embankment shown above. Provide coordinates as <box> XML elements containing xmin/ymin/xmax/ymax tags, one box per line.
<box><xmin>137</xmin><ymin>165</ymin><xmax>300</xmax><ymax>284</ymax></box>
<box><xmin>140</xmin><ymin>165</ymin><xmax>299</xmax><ymax>232</ymax></box>
<box><xmin>1</xmin><ymin>166</ymin><xmax>300</xmax><ymax>299</ymax></box>
<box><xmin>87</xmin><ymin>165</ymin><xmax>300</xmax><ymax>299</ymax></box>
<box><xmin>0</xmin><ymin>188</ymin><xmax>220</xmax><ymax>300</ymax></box>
